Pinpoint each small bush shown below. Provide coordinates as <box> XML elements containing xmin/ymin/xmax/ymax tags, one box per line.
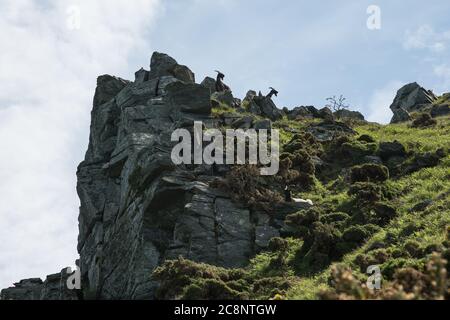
<box><xmin>357</xmin><ymin>134</ymin><xmax>376</xmax><ymax>143</ymax></box>
<box><xmin>268</xmin><ymin>237</ymin><xmax>289</xmax><ymax>252</ymax></box>
<box><xmin>321</xmin><ymin>212</ymin><xmax>351</xmax><ymax>224</ymax></box>
<box><xmin>411</xmin><ymin>113</ymin><xmax>437</xmax><ymax>128</ymax></box>
<box><xmin>153</xmin><ymin>257</ymin><xmax>248</xmax><ymax>300</ymax></box>
<box><xmin>284</xmin><ymin>132</ymin><xmax>323</xmax><ymax>156</ymax></box>
<box><xmin>404</xmin><ymin>240</ymin><xmax>423</xmax><ymax>258</ymax></box>
<box><xmin>350</xmin><ymin>164</ymin><xmax>389</xmax><ymax>183</ymax></box>
<box><xmin>349</xmin><ymin>182</ymin><xmax>384</xmax><ymax>203</ymax></box>
<box><xmin>343</xmin><ymin>225</ymin><xmax>371</xmax><ymax>243</ymax></box>
<box><xmin>320</xmin><ymin>253</ymin><xmax>448</xmax><ymax>300</ymax></box>
<box><xmin>183</xmin><ymin>279</ymin><xmax>248</xmax><ymax>300</ymax></box>
<box><xmin>341</xmin><ymin>141</ymin><xmax>377</xmax><ymax>159</ymax></box>
<box><xmin>371</xmin><ymin>202</ymin><xmax>397</xmax><ymax>226</ymax></box>
<box><xmin>223</xmin><ymin>165</ymin><xmax>283</xmax><ymax>212</ymax></box>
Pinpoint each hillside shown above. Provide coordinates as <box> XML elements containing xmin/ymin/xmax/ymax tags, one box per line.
<box><xmin>153</xmin><ymin>89</ymin><xmax>450</xmax><ymax>300</ymax></box>
<box><xmin>1</xmin><ymin>52</ymin><xmax>449</xmax><ymax>300</ymax></box>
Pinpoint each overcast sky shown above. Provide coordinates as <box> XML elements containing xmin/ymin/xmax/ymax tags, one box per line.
<box><xmin>1</xmin><ymin>0</ymin><xmax>450</xmax><ymax>289</ymax></box>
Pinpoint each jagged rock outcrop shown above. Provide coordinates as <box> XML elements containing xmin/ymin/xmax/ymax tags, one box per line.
<box><xmin>2</xmin><ymin>52</ymin><xmax>314</xmax><ymax>300</ymax></box>
<box><xmin>200</xmin><ymin>76</ymin><xmax>217</xmax><ymax>94</ymax></box>
<box><xmin>74</xmin><ymin>52</ymin><xmax>300</xmax><ymax>300</ymax></box>
<box><xmin>1</xmin><ymin>268</ymin><xmax>79</xmax><ymax>300</ymax></box>
<box><xmin>244</xmin><ymin>94</ymin><xmax>283</xmax><ymax>121</ymax></box>
<box><xmin>390</xmin><ymin>82</ymin><xmax>437</xmax><ymax>123</ymax></box>
<box><xmin>431</xmin><ymin>104</ymin><xmax>450</xmax><ymax>118</ymax></box>
<box><xmin>334</xmin><ymin>109</ymin><xmax>365</xmax><ymax>121</ymax></box>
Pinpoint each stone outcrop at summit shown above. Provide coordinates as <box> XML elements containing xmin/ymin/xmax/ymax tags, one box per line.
<box><xmin>74</xmin><ymin>52</ymin><xmax>304</xmax><ymax>300</ymax></box>
<box><xmin>390</xmin><ymin>82</ymin><xmax>437</xmax><ymax>123</ymax></box>
<box><xmin>1</xmin><ymin>268</ymin><xmax>79</xmax><ymax>300</ymax></box>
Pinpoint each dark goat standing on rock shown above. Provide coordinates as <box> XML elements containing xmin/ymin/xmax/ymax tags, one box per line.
<box><xmin>267</xmin><ymin>87</ymin><xmax>279</xmax><ymax>99</ymax></box>
<box><xmin>215</xmin><ymin>70</ymin><xmax>231</xmax><ymax>92</ymax></box>
<box><xmin>284</xmin><ymin>185</ymin><xmax>293</xmax><ymax>202</ymax></box>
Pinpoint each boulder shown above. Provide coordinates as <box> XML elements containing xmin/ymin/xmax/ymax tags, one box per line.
<box><xmin>0</xmin><ymin>268</ymin><xmax>79</xmax><ymax>300</ymax></box>
<box><xmin>148</xmin><ymin>52</ymin><xmax>195</xmax><ymax>83</ymax></box>
<box><xmin>390</xmin><ymin>82</ymin><xmax>437</xmax><ymax>123</ymax></box>
<box><xmin>248</xmin><ymin>100</ymin><xmax>262</xmax><ymax>115</ymax></box>
<box><xmin>232</xmin><ymin>98</ymin><xmax>242</xmax><ymax>109</ymax></box>
<box><xmin>201</xmin><ymin>76</ymin><xmax>216</xmax><ymax>94</ymax></box>
<box><xmin>134</xmin><ymin>68</ymin><xmax>149</xmax><ymax>84</ymax></box>
<box><xmin>286</xmin><ymin>106</ymin><xmax>316</xmax><ymax>120</ymax></box>
<box><xmin>253</xmin><ymin>119</ymin><xmax>272</xmax><ymax>130</ymax></box>
<box><xmin>93</xmin><ymin>75</ymin><xmax>129</xmax><ymax>108</ymax></box>
<box><xmin>307</xmin><ymin>121</ymin><xmax>355</xmax><ymax>142</ymax></box>
<box><xmin>231</xmin><ymin>116</ymin><xmax>254</xmax><ymax>129</ymax></box>
<box><xmin>430</xmin><ymin>104</ymin><xmax>450</xmax><ymax>118</ymax></box>
<box><xmin>409</xmin><ymin>200</ymin><xmax>433</xmax><ymax>213</ymax></box>
<box><xmin>391</xmin><ymin>107</ymin><xmax>412</xmax><ymax>123</ymax></box>
<box><xmin>411</xmin><ymin>113</ymin><xmax>437</xmax><ymax>128</ymax></box>
<box><xmin>363</xmin><ymin>156</ymin><xmax>383</xmax><ymax>165</ymax></box>
<box><xmin>378</xmin><ymin>141</ymin><xmax>406</xmax><ymax>160</ymax></box>
<box><xmin>243</xmin><ymin>90</ymin><xmax>257</xmax><ymax>103</ymax></box>
<box><xmin>165</xmin><ymin>81</ymin><xmax>211</xmax><ymax>114</ymax></box>
<box><xmin>334</xmin><ymin>109</ymin><xmax>365</xmax><ymax>121</ymax></box>
<box><xmin>252</xmin><ymin>96</ymin><xmax>283</xmax><ymax>121</ymax></box>
<box><xmin>211</xmin><ymin>91</ymin><xmax>235</xmax><ymax>107</ymax></box>
<box><xmin>350</xmin><ymin>164</ymin><xmax>389</xmax><ymax>183</ymax></box>
<box><xmin>318</xmin><ymin>107</ymin><xmax>334</xmax><ymax>122</ymax></box>
<box><xmin>1</xmin><ymin>278</ymin><xmax>43</xmax><ymax>300</ymax></box>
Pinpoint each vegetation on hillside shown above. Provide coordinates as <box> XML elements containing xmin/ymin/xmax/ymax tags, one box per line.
<box><xmin>152</xmin><ymin>100</ymin><xmax>450</xmax><ymax>300</ymax></box>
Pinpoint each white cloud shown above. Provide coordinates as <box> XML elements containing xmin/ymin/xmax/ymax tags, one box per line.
<box><xmin>0</xmin><ymin>0</ymin><xmax>161</xmax><ymax>289</ymax></box>
<box><xmin>366</xmin><ymin>81</ymin><xmax>404</xmax><ymax>124</ymax></box>
<box><xmin>403</xmin><ymin>24</ymin><xmax>450</xmax><ymax>53</ymax></box>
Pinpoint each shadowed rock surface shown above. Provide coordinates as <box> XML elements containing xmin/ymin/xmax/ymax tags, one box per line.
<box><xmin>390</xmin><ymin>82</ymin><xmax>437</xmax><ymax>123</ymax></box>
<box><xmin>1</xmin><ymin>269</ymin><xmax>79</xmax><ymax>300</ymax></box>
<box><xmin>1</xmin><ymin>52</ymin><xmax>308</xmax><ymax>300</ymax></box>
<box><xmin>5</xmin><ymin>53</ymin><xmax>447</xmax><ymax>301</ymax></box>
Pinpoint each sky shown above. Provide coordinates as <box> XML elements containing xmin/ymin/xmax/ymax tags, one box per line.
<box><xmin>1</xmin><ymin>0</ymin><xmax>450</xmax><ymax>289</ymax></box>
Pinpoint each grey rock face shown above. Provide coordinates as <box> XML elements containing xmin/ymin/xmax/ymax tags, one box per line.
<box><xmin>135</xmin><ymin>68</ymin><xmax>150</xmax><ymax>84</ymax></box>
<box><xmin>390</xmin><ymin>82</ymin><xmax>437</xmax><ymax>123</ymax></box>
<box><xmin>243</xmin><ymin>90</ymin><xmax>257</xmax><ymax>103</ymax></box>
<box><xmin>378</xmin><ymin>141</ymin><xmax>406</xmax><ymax>160</ymax></box>
<box><xmin>286</xmin><ymin>106</ymin><xmax>316</xmax><ymax>120</ymax></box>
<box><xmin>431</xmin><ymin>104</ymin><xmax>450</xmax><ymax>118</ymax></box>
<box><xmin>211</xmin><ymin>90</ymin><xmax>235</xmax><ymax>107</ymax></box>
<box><xmin>74</xmin><ymin>52</ymin><xmax>295</xmax><ymax>300</ymax></box>
<box><xmin>1</xmin><ymin>279</ymin><xmax>43</xmax><ymax>300</ymax></box>
<box><xmin>318</xmin><ymin>107</ymin><xmax>334</xmax><ymax>122</ymax></box>
<box><xmin>391</xmin><ymin>107</ymin><xmax>412</xmax><ymax>123</ymax></box>
<box><xmin>334</xmin><ymin>109</ymin><xmax>365</xmax><ymax>121</ymax></box>
<box><xmin>201</xmin><ymin>76</ymin><xmax>217</xmax><ymax>94</ymax></box>
<box><xmin>307</xmin><ymin>121</ymin><xmax>355</xmax><ymax>142</ymax></box>
<box><xmin>1</xmin><ymin>269</ymin><xmax>79</xmax><ymax>300</ymax></box>
<box><xmin>93</xmin><ymin>75</ymin><xmax>130</xmax><ymax>108</ymax></box>
<box><xmin>2</xmin><ymin>52</ymin><xmax>306</xmax><ymax>300</ymax></box>
<box><xmin>148</xmin><ymin>52</ymin><xmax>195</xmax><ymax>83</ymax></box>
<box><xmin>252</xmin><ymin>96</ymin><xmax>283</xmax><ymax>121</ymax></box>
<box><xmin>231</xmin><ymin>116</ymin><xmax>254</xmax><ymax>129</ymax></box>
<box><xmin>253</xmin><ymin>119</ymin><xmax>272</xmax><ymax>130</ymax></box>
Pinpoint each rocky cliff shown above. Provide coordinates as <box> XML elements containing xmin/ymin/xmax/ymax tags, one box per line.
<box><xmin>2</xmin><ymin>52</ymin><xmax>310</xmax><ymax>300</ymax></box>
<box><xmin>3</xmin><ymin>53</ymin><xmax>449</xmax><ymax>301</ymax></box>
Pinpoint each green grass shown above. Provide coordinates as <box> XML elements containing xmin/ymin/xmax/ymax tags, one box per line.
<box><xmin>154</xmin><ymin>113</ymin><xmax>449</xmax><ymax>300</ymax></box>
<box><xmin>284</xmin><ymin>116</ymin><xmax>450</xmax><ymax>299</ymax></box>
<box><xmin>356</xmin><ymin>116</ymin><xmax>450</xmax><ymax>153</ymax></box>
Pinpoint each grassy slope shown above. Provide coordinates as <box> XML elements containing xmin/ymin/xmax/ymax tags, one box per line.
<box><xmin>286</xmin><ymin>115</ymin><xmax>450</xmax><ymax>299</ymax></box>
<box><xmin>153</xmin><ymin>101</ymin><xmax>449</xmax><ymax>300</ymax></box>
